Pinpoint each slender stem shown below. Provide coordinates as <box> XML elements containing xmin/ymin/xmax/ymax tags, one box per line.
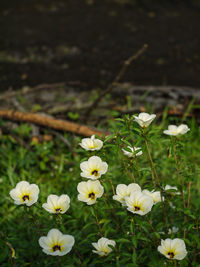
<box><xmin>196</xmin><ymin>219</ymin><xmax>200</xmax><ymax>237</ymax></box>
<box><xmin>135</xmin><ymin>156</ymin><xmax>141</xmax><ymax>180</ymax></box>
<box><xmin>130</xmin><ymin>217</ymin><xmax>135</xmax><ymax>235</ymax></box>
<box><xmin>56</xmin><ymin>213</ymin><xmax>65</xmax><ymax>232</ymax></box>
<box><xmin>143</xmin><ymin>137</ymin><xmax>157</xmax><ymax>187</ymax></box>
<box><xmin>187</xmin><ymin>182</ymin><xmax>192</xmax><ymax>208</ymax></box>
<box><xmin>130</xmin><ymin>165</ymin><xmax>136</xmax><ymax>183</ymax></box>
<box><xmin>130</xmin><ymin>158</ymin><xmax>137</xmax><ymax>183</ymax></box>
<box><xmin>91</xmin><ymin>206</ymin><xmax>103</xmax><ymax>236</ymax></box>
<box><xmin>109</xmin><ymin>179</ymin><xmax>115</xmax><ymax>195</ymax></box>
<box><xmin>102</xmin><ymin>183</ymin><xmax>126</xmax><ymax>235</ymax></box>
<box><xmin>173</xmin><ymin>260</ymin><xmax>178</xmax><ymax>266</ymax></box>
<box><xmin>25</xmin><ymin>206</ymin><xmax>41</xmax><ymax>234</ymax></box>
<box><xmin>145</xmin><ymin>215</ymin><xmax>159</xmax><ymax>246</ymax></box>
<box><xmin>119</xmin><ymin>148</ymin><xmax>135</xmax><ymax>183</ymax></box>
<box><xmin>171</xmin><ymin>138</ymin><xmax>186</xmax><ymax>208</ymax></box>
<box><xmin>145</xmin><ymin>215</ymin><xmax>155</xmax><ymax>233</ymax></box>
<box><xmin>143</xmin><ymin>132</ymin><xmax>168</xmax><ymax>233</ymax></box>
<box><xmin>171</xmin><ymin>138</ymin><xmax>188</xmax><ymax>238</ymax></box>
<box><xmin>84</xmin><ymin>44</ymin><xmax>148</xmax><ymax>120</ymax></box>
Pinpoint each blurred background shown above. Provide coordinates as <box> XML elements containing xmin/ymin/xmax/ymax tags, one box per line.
<box><xmin>0</xmin><ymin>0</ymin><xmax>200</xmax><ymax>125</ymax></box>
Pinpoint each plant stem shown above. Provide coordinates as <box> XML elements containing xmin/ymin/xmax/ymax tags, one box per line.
<box><xmin>145</xmin><ymin>215</ymin><xmax>155</xmax><ymax>233</ymax></box>
<box><xmin>143</xmin><ymin>136</ymin><xmax>157</xmax><ymax>187</ymax></box>
<box><xmin>171</xmin><ymin>138</ymin><xmax>186</xmax><ymax>208</ymax></box>
<box><xmin>91</xmin><ymin>206</ymin><xmax>103</xmax><ymax>236</ymax></box>
<box><xmin>187</xmin><ymin>182</ymin><xmax>192</xmax><ymax>208</ymax></box>
<box><xmin>25</xmin><ymin>206</ymin><xmax>41</xmax><ymax>234</ymax></box>
<box><xmin>142</xmin><ymin>132</ymin><xmax>168</xmax><ymax>233</ymax></box>
<box><xmin>135</xmin><ymin>156</ymin><xmax>141</xmax><ymax>180</ymax></box>
<box><xmin>130</xmin><ymin>216</ymin><xmax>135</xmax><ymax>235</ymax></box>
<box><xmin>119</xmin><ymin>147</ymin><xmax>135</xmax><ymax>183</ymax></box>
<box><xmin>56</xmin><ymin>213</ymin><xmax>65</xmax><ymax>232</ymax></box>
<box><xmin>109</xmin><ymin>179</ymin><xmax>115</xmax><ymax>195</ymax></box>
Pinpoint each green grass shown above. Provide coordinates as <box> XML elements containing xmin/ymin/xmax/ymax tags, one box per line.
<box><xmin>0</xmin><ymin>114</ymin><xmax>200</xmax><ymax>266</ymax></box>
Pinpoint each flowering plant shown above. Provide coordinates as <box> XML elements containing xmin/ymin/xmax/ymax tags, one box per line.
<box><xmin>1</xmin><ymin>111</ymin><xmax>198</xmax><ymax>266</ymax></box>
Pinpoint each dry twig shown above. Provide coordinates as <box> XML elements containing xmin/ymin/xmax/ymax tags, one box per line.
<box><xmin>84</xmin><ymin>44</ymin><xmax>148</xmax><ymax>120</ymax></box>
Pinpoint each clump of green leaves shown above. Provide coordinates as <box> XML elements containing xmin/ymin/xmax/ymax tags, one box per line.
<box><xmin>0</xmin><ymin>113</ymin><xmax>200</xmax><ymax>266</ymax></box>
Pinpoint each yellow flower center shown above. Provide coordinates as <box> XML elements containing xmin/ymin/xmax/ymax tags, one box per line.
<box><xmin>22</xmin><ymin>195</ymin><xmax>30</xmax><ymax>201</ymax></box>
<box><xmin>91</xmin><ymin>170</ymin><xmax>98</xmax><ymax>176</ymax></box>
<box><xmin>168</xmin><ymin>251</ymin><xmax>175</xmax><ymax>259</ymax></box>
<box><xmin>88</xmin><ymin>192</ymin><xmax>95</xmax><ymax>200</ymax></box>
<box><xmin>102</xmin><ymin>248</ymin><xmax>109</xmax><ymax>254</ymax></box>
<box><xmin>88</xmin><ymin>145</ymin><xmax>95</xmax><ymax>149</ymax></box>
<box><xmin>52</xmin><ymin>245</ymin><xmax>61</xmax><ymax>252</ymax></box>
<box><xmin>55</xmin><ymin>208</ymin><xmax>62</xmax><ymax>213</ymax></box>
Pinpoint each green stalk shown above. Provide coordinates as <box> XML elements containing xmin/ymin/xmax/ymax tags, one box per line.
<box><xmin>142</xmin><ymin>131</ymin><xmax>168</xmax><ymax>233</ymax></box>
<box><xmin>119</xmin><ymin>147</ymin><xmax>136</xmax><ymax>183</ymax></box>
<box><xmin>143</xmin><ymin>136</ymin><xmax>157</xmax><ymax>187</ymax></box>
<box><xmin>171</xmin><ymin>137</ymin><xmax>186</xmax><ymax>208</ymax></box>
<box><xmin>135</xmin><ymin>156</ymin><xmax>141</xmax><ymax>180</ymax></box>
<box><xmin>91</xmin><ymin>206</ymin><xmax>103</xmax><ymax>236</ymax></box>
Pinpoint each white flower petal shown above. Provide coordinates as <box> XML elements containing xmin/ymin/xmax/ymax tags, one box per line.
<box><xmin>157</xmin><ymin>238</ymin><xmax>187</xmax><ymax>260</ymax></box>
<box><xmin>164</xmin><ymin>124</ymin><xmax>190</xmax><ymax>136</ymax></box>
<box><xmin>77</xmin><ymin>180</ymin><xmax>104</xmax><ymax>205</ymax></box>
<box><xmin>39</xmin><ymin>229</ymin><xmax>75</xmax><ymax>256</ymax></box>
<box><xmin>80</xmin><ymin>156</ymin><xmax>108</xmax><ymax>179</ymax></box>
<box><xmin>9</xmin><ymin>181</ymin><xmax>39</xmax><ymax>206</ymax></box>
<box><xmin>92</xmin><ymin>237</ymin><xmax>116</xmax><ymax>257</ymax></box>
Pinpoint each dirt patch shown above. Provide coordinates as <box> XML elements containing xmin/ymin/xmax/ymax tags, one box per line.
<box><xmin>0</xmin><ymin>0</ymin><xmax>200</xmax><ymax>91</ymax></box>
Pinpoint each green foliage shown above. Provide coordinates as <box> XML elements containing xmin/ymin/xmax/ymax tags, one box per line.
<box><xmin>0</xmin><ymin>114</ymin><xmax>200</xmax><ymax>266</ymax></box>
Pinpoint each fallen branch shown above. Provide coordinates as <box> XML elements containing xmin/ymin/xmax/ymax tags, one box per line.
<box><xmin>84</xmin><ymin>44</ymin><xmax>148</xmax><ymax>120</ymax></box>
<box><xmin>0</xmin><ymin>110</ymin><xmax>110</xmax><ymax>137</ymax></box>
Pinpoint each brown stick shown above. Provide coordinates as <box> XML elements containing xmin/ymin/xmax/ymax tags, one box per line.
<box><xmin>0</xmin><ymin>110</ymin><xmax>110</xmax><ymax>137</ymax></box>
<box><xmin>84</xmin><ymin>44</ymin><xmax>148</xmax><ymax>119</ymax></box>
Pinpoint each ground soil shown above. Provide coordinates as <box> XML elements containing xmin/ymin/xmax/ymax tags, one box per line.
<box><xmin>0</xmin><ymin>0</ymin><xmax>200</xmax><ymax>92</ymax></box>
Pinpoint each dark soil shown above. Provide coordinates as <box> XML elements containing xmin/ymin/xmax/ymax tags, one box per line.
<box><xmin>1</xmin><ymin>0</ymin><xmax>200</xmax><ymax>91</ymax></box>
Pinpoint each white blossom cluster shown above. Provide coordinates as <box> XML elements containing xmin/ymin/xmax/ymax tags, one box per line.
<box><xmin>8</xmin><ymin>113</ymin><xmax>189</xmax><ymax>260</ymax></box>
<box><xmin>9</xmin><ymin>180</ymin><xmax>74</xmax><ymax>256</ymax></box>
<box><xmin>113</xmin><ymin>183</ymin><xmax>163</xmax><ymax>215</ymax></box>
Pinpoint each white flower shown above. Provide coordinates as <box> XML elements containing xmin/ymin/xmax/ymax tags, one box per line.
<box><xmin>163</xmin><ymin>124</ymin><xmax>190</xmax><ymax>136</ymax></box>
<box><xmin>77</xmin><ymin>180</ymin><xmax>104</xmax><ymax>205</ymax></box>
<box><xmin>122</xmin><ymin>146</ymin><xmax>142</xmax><ymax>158</ymax></box>
<box><xmin>92</xmin><ymin>237</ymin><xmax>116</xmax><ymax>257</ymax></box>
<box><xmin>125</xmin><ymin>191</ymin><xmax>154</xmax><ymax>216</ymax></box>
<box><xmin>142</xmin><ymin>189</ymin><xmax>163</xmax><ymax>205</ymax></box>
<box><xmin>79</xmin><ymin>135</ymin><xmax>103</xmax><ymax>151</ymax></box>
<box><xmin>9</xmin><ymin>181</ymin><xmax>39</xmax><ymax>206</ymax></box>
<box><xmin>42</xmin><ymin>194</ymin><xmax>70</xmax><ymax>214</ymax></box>
<box><xmin>39</xmin><ymin>229</ymin><xmax>75</xmax><ymax>256</ymax></box>
<box><xmin>133</xmin><ymin>112</ymin><xmax>156</xmax><ymax>128</ymax></box>
<box><xmin>113</xmin><ymin>183</ymin><xmax>141</xmax><ymax>205</ymax></box>
<box><xmin>164</xmin><ymin>185</ymin><xmax>181</xmax><ymax>195</ymax></box>
<box><xmin>158</xmin><ymin>238</ymin><xmax>187</xmax><ymax>260</ymax></box>
<box><xmin>80</xmin><ymin>156</ymin><xmax>108</xmax><ymax>180</ymax></box>
<box><xmin>168</xmin><ymin>227</ymin><xmax>179</xmax><ymax>234</ymax></box>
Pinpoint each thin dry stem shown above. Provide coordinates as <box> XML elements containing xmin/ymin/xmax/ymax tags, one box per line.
<box><xmin>84</xmin><ymin>44</ymin><xmax>148</xmax><ymax>120</ymax></box>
